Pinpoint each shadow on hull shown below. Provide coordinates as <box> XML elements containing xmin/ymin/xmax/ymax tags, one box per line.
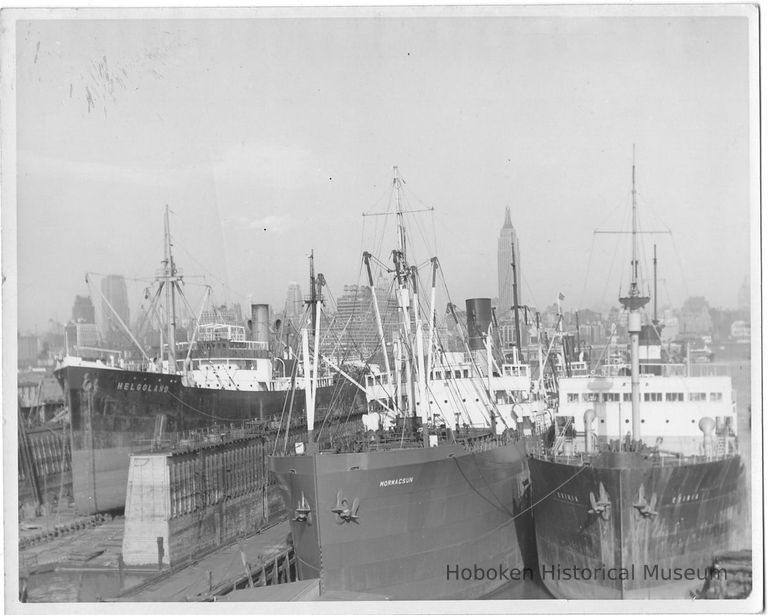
<box><xmin>528</xmin><ymin>452</ymin><xmax>746</xmax><ymax>599</ymax></box>
<box><xmin>271</xmin><ymin>439</ymin><xmax>534</xmax><ymax>600</ymax></box>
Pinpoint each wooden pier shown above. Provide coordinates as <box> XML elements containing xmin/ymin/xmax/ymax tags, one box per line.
<box><xmin>114</xmin><ymin>519</ymin><xmax>294</xmax><ymax>601</ymax></box>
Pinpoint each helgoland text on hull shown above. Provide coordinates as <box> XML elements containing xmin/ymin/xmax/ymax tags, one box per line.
<box><xmin>54</xmin><ymin>359</ymin><xmax>353</xmax><ymax>513</ymax></box>
<box><xmin>270</xmin><ymin>168</ymin><xmax>553</xmax><ymax>599</ymax></box>
<box><xmin>53</xmin><ymin>206</ymin><xmax>360</xmax><ymax>514</ymax></box>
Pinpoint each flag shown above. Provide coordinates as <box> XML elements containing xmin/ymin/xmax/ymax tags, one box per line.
<box><xmin>558</xmin><ymin>292</ymin><xmax>566</xmax><ymax>301</ymax></box>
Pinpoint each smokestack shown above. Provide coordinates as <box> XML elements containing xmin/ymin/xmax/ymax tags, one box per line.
<box><xmin>465</xmin><ymin>298</ymin><xmax>493</xmax><ymax>351</ymax></box>
<box><xmin>251</xmin><ymin>304</ymin><xmax>270</xmax><ymax>344</ymax></box>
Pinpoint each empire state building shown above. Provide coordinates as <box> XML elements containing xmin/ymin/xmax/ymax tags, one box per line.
<box><xmin>497</xmin><ymin>207</ymin><xmax>521</xmax><ymax>315</ymax></box>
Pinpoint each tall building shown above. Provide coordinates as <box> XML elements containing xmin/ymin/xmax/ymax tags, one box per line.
<box><xmin>284</xmin><ymin>282</ymin><xmax>304</xmax><ymax>326</ymax></box>
<box><xmin>72</xmin><ymin>295</ymin><xmax>96</xmax><ymax>323</ymax></box>
<box><xmin>100</xmin><ymin>274</ymin><xmax>130</xmax><ymax>345</ymax></box>
<box><xmin>321</xmin><ymin>272</ymin><xmax>400</xmax><ymax>364</ymax></box>
<box><xmin>737</xmin><ymin>277</ymin><xmax>750</xmax><ymax>313</ymax></box>
<box><xmin>679</xmin><ymin>296</ymin><xmax>713</xmax><ymax>336</ymax></box>
<box><xmin>497</xmin><ymin>207</ymin><xmax>522</xmax><ymax>316</ymax></box>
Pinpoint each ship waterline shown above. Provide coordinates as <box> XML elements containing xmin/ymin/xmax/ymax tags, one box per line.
<box><xmin>528</xmin><ymin>451</ymin><xmax>744</xmax><ymax>599</ymax></box>
<box><xmin>270</xmin><ymin>437</ymin><xmax>537</xmax><ymax>599</ymax></box>
<box><xmin>56</xmin><ymin>361</ymin><xmax>357</xmax><ymax>512</ymax></box>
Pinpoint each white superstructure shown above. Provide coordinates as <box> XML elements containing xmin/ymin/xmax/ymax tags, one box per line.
<box><xmin>554</xmin><ymin>362</ymin><xmax>737</xmax><ymax>456</ymax></box>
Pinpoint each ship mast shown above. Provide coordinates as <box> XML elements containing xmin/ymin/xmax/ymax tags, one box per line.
<box><xmin>303</xmin><ymin>249</ymin><xmax>324</xmax><ymax>450</ymax></box>
<box><xmin>161</xmin><ymin>205</ymin><xmax>180</xmax><ymax>373</ymax></box>
<box><xmin>653</xmin><ymin>244</ymin><xmax>658</xmax><ymax>326</ymax></box>
<box><xmin>391</xmin><ymin>167</ymin><xmax>414</xmax><ymax>418</ymax></box>
<box><xmin>394</xmin><ymin>167</ymin><xmax>407</xmax><ymax>263</ymax></box>
<box><xmin>308</xmin><ymin>249</ymin><xmax>317</xmax><ymax>333</ymax></box>
<box><xmin>390</xmin><ymin>166</ymin><xmax>428</xmax><ymax>426</ymax></box>
<box><xmin>362</xmin><ymin>168</ymin><xmax>434</xmax><ymax>421</ymax></box>
<box><xmin>511</xmin><ymin>238</ymin><xmax>522</xmax><ymax>355</ymax></box>
<box><xmin>618</xmin><ymin>147</ymin><xmax>649</xmax><ymax>445</ymax></box>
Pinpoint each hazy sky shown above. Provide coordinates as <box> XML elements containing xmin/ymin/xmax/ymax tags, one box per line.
<box><xmin>11</xmin><ymin>8</ymin><xmax>755</xmax><ymax>332</ymax></box>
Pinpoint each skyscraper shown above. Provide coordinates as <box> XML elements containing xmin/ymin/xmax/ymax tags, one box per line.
<box><xmin>284</xmin><ymin>282</ymin><xmax>304</xmax><ymax>326</ymax></box>
<box><xmin>322</xmin><ymin>280</ymin><xmax>400</xmax><ymax>363</ymax></box>
<box><xmin>100</xmin><ymin>274</ymin><xmax>130</xmax><ymax>344</ymax></box>
<box><xmin>72</xmin><ymin>294</ymin><xmax>96</xmax><ymax>323</ymax></box>
<box><xmin>497</xmin><ymin>207</ymin><xmax>521</xmax><ymax>316</ymax></box>
<box><xmin>737</xmin><ymin>277</ymin><xmax>750</xmax><ymax>313</ymax></box>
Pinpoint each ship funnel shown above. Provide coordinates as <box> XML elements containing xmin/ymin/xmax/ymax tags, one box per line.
<box><xmin>583</xmin><ymin>409</ymin><xmax>596</xmax><ymax>454</ymax></box>
<box><xmin>699</xmin><ymin>416</ymin><xmax>715</xmax><ymax>457</ymax></box>
<box><xmin>251</xmin><ymin>304</ymin><xmax>270</xmax><ymax>343</ymax></box>
<box><xmin>465</xmin><ymin>298</ymin><xmax>492</xmax><ymax>351</ymax></box>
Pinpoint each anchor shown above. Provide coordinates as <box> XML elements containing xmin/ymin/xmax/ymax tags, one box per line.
<box><xmin>293</xmin><ymin>491</ymin><xmax>312</xmax><ymax>523</ymax></box>
<box><xmin>633</xmin><ymin>484</ymin><xmax>658</xmax><ymax>518</ymax></box>
<box><xmin>330</xmin><ymin>490</ymin><xmax>360</xmax><ymax>524</ymax></box>
<box><xmin>588</xmin><ymin>482</ymin><xmax>611</xmax><ymax>519</ymax></box>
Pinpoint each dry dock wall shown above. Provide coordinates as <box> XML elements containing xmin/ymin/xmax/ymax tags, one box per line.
<box><xmin>122</xmin><ymin>436</ymin><xmax>270</xmax><ymax>566</ymax></box>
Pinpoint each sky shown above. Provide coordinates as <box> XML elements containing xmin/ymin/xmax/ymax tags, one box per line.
<box><xmin>9</xmin><ymin>7</ymin><xmax>756</xmax><ymax>333</ymax></box>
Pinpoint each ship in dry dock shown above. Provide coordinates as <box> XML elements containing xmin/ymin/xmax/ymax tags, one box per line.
<box><xmin>54</xmin><ymin>206</ymin><xmax>360</xmax><ymax>514</ymax></box>
<box><xmin>527</xmin><ymin>155</ymin><xmax>745</xmax><ymax>599</ymax></box>
<box><xmin>270</xmin><ymin>168</ymin><xmax>552</xmax><ymax>599</ymax></box>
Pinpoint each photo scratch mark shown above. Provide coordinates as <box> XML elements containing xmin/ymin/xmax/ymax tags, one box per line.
<box><xmin>33</xmin><ymin>41</ymin><xmax>40</xmax><ymax>64</ymax></box>
<box><xmin>66</xmin><ymin>38</ymin><xmax>185</xmax><ymax>118</ymax></box>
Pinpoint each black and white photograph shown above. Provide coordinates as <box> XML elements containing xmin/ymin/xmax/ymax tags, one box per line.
<box><xmin>2</xmin><ymin>4</ymin><xmax>761</xmax><ymax>612</ymax></box>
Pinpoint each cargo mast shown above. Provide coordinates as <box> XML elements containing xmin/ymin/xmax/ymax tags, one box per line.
<box><xmin>618</xmin><ymin>147</ymin><xmax>649</xmax><ymax>444</ymax></box>
<box><xmin>160</xmin><ymin>205</ymin><xmax>183</xmax><ymax>373</ymax></box>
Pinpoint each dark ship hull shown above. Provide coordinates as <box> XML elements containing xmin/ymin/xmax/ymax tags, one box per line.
<box><xmin>528</xmin><ymin>451</ymin><xmax>745</xmax><ymax>599</ymax></box>
<box><xmin>55</xmin><ymin>362</ymin><xmax>358</xmax><ymax>513</ymax></box>
<box><xmin>270</xmin><ymin>438</ymin><xmax>536</xmax><ymax>599</ymax></box>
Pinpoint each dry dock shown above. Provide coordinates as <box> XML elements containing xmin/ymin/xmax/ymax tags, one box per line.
<box><xmin>115</xmin><ymin>519</ymin><xmax>293</xmax><ymax>601</ymax></box>
<box><xmin>22</xmin><ymin>515</ymin><xmax>294</xmax><ymax>602</ymax></box>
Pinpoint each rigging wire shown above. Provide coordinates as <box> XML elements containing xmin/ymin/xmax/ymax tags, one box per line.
<box><xmin>607</xmin><ymin>196</ymin><xmax>633</xmax><ymax>303</ymax></box>
<box><xmin>577</xmin><ymin>232</ymin><xmax>598</xmax><ymax>309</ymax></box>
<box><xmin>172</xmin><ymin>238</ymin><xmax>250</xmax><ymax>307</ymax></box>
<box><xmin>516</xmin><ymin>269</ymin><xmax>539</xmax><ymax>318</ymax></box>
<box><xmin>452</xmin><ymin>455</ymin><xmax>591</xmax><ymax>520</ymax></box>
<box><xmin>668</xmin><ymin>233</ymin><xmax>691</xmax><ymax>304</ymax></box>
<box><xmin>271</xmin><ymin>308</ymin><xmax>308</xmax><ymax>456</ymax></box>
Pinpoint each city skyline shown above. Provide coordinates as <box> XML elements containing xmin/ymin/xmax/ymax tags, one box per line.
<box><xmin>19</xmin><ymin>273</ymin><xmax>749</xmax><ymax>340</ymax></box>
<box><xmin>6</xmin><ymin>8</ymin><xmax>757</xmax><ymax>336</ymax></box>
